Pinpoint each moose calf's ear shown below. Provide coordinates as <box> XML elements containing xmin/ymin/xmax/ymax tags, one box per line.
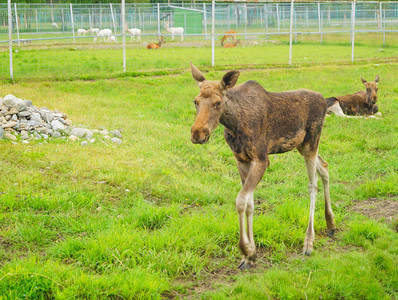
<box><xmin>361</xmin><ymin>76</ymin><xmax>367</xmax><ymax>85</ymax></box>
<box><xmin>375</xmin><ymin>75</ymin><xmax>379</xmax><ymax>83</ymax></box>
<box><xmin>191</xmin><ymin>63</ymin><xmax>206</xmax><ymax>87</ymax></box>
<box><xmin>220</xmin><ymin>70</ymin><xmax>240</xmax><ymax>91</ymax></box>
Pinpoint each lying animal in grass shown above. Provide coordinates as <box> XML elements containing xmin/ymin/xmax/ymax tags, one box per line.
<box><xmin>147</xmin><ymin>36</ymin><xmax>164</xmax><ymax>49</ymax></box>
<box><xmin>222</xmin><ymin>40</ymin><xmax>241</xmax><ymax>48</ymax></box>
<box><xmin>326</xmin><ymin>76</ymin><xmax>381</xmax><ymax>118</ymax></box>
<box><xmin>221</xmin><ymin>30</ymin><xmax>237</xmax><ymax>46</ymax></box>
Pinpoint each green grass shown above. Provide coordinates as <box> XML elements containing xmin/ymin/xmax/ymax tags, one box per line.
<box><xmin>0</xmin><ymin>31</ymin><xmax>397</xmax><ymax>80</ymax></box>
<box><xmin>0</xmin><ymin>62</ymin><xmax>397</xmax><ymax>298</ymax></box>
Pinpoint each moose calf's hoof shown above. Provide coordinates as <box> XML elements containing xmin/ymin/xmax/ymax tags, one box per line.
<box><xmin>327</xmin><ymin>229</ymin><xmax>336</xmax><ymax>238</ymax></box>
<box><xmin>238</xmin><ymin>260</ymin><xmax>253</xmax><ymax>270</ymax></box>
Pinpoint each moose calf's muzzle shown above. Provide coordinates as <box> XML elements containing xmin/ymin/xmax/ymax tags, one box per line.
<box><xmin>191</xmin><ymin>126</ymin><xmax>210</xmax><ymax>144</ymax></box>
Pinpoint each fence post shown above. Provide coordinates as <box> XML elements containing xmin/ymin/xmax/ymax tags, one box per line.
<box><xmin>276</xmin><ymin>3</ymin><xmax>280</xmax><ymax>32</ymax></box>
<box><xmin>8</xmin><ymin>0</ymin><xmax>13</xmax><ymax>80</ymax></box>
<box><xmin>380</xmin><ymin>2</ymin><xmax>385</xmax><ymax>46</ymax></box>
<box><xmin>294</xmin><ymin>9</ymin><xmax>297</xmax><ymax>43</ymax></box>
<box><xmin>265</xmin><ymin>4</ymin><xmax>268</xmax><ymax>39</ymax></box>
<box><xmin>35</xmin><ymin>9</ymin><xmax>38</xmax><ymax>32</ymax></box>
<box><xmin>110</xmin><ymin>3</ymin><xmax>117</xmax><ymax>42</ymax></box>
<box><xmin>289</xmin><ymin>0</ymin><xmax>294</xmax><ymax>65</ymax></box>
<box><xmin>244</xmin><ymin>3</ymin><xmax>247</xmax><ymax>39</ymax></box>
<box><xmin>318</xmin><ymin>2</ymin><xmax>323</xmax><ymax>44</ymax></box>
<box><xmin>100</xmin><ymin>8</ymin><xmax>102</xmax><ymax>29</ymax></box>
<box><xmin>70</xmin><ymin>4</ymin><xmax>75</xmax><ymax>45</ymax></box>
<box><xmin>14</xmin><ymin>3</ymin><xmax>20</xmax><ymax>47</ymax></box>
<box><xmin>157</xmin><ymin>3</ymin><xmax>160</xmax><ymax>37</ymax></box>
<box><xmin>122</xmin><ymin>0</ymin><xmax>126</xmax><ymax>72</ymax></box>
<box><xmin>61</xmin><ymin>9</ymin><xmax>65</xmax><ymax>32</ymax></box>
<box><xmin>235</xmin><ymin>6</ymin><xmax>238</xmax><ymax>29</ymax></box>
<box><xmin>351</xmin><ymin>0</ymin><xmax>356</xmax><ymax>62</ymax></box>
<box><xmin>227</xmin><ymin>5</ymin><xmax>231</xmax><ymax>31</ymax></box>
<box><xmin>211</xmin><ymin>0</ymin><xmax>215</xmax><ymax>67</ymax></box>
<box><xmin>203</xmin><ymin>3</ymin><xmax>207</xmax><ymax>41</ymax></box>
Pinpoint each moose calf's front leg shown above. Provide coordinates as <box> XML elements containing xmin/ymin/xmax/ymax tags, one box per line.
<box><xmin>236</xmin><ymin>191</ymin><xmax>256</xmax><ymax>270</ymax></box>
<box><xmin>235</xmin><ymin>160</ymin><xmax>268</xmax><ymax>270</ymax></box>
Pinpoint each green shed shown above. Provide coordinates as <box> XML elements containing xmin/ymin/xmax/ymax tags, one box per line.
<box><xmin>173</xmin><ymin>8</ymin><xmax>202</xmax><ymax>35</ymax></box>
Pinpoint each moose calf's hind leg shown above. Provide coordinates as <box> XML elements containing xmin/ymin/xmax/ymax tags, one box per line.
<box><xmin>316</xmin><ymin>155</ymin><xmax>336</xmax><ymax>237</ymax></box>
<box><xmin>303</xmin><ymin>153</ymin><xmax>318</xmax><ymax>256</ymax></box>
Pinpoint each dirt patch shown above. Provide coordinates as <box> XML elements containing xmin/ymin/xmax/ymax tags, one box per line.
<box><xmin>165</xmin><ymin>247</ymin><xmax>274</xmax><ymax>299</ymax></box>
<box><xmin>349</xmin><ymin>197</ymin><xmax>398</xmax><ymax>222</ymax></box>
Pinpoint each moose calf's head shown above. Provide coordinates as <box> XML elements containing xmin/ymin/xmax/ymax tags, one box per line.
<box><xmin>361</xmin><ymin>75</ymin><xmax>379</xmax><ymax>105</ymax></box>
<box><xmin>190</xmin><ymin>64</ymin><xmax>240</xmax><ymax>144</ymax></box>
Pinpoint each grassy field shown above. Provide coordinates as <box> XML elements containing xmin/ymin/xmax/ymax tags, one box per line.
<box><xmin>0</xmin><ymin>31</ymin><xmax>397</xmax><ymax>81</ymax></box>
<box><xmin>0</xmin><ymin>62</ymin><xmax>397</xmax><ymax>298</ymax></box>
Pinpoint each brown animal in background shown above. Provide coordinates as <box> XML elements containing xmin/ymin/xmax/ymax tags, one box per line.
<box><xmin>223</xmin><ymin>40</ymin><xmax>241</xmax><ymax>48</ymax></box>
<box><xmin>326</xmin><ymin>76</ymin><xmax>380</xmax><ymax>117</ymax></box>
<box><xmin>147</xmin><ymin>36</ymin><xmax>164</xmax><ymax>49</ymax></box>
<box><xmin>221</xmin><ymin>30</ymin><xmax>237</xmax><ymax>46</ymax></box>
<box><xmin>190</xmin><ymin>64</ymin><xmax>336</xmax><ymax>270</ymax></box>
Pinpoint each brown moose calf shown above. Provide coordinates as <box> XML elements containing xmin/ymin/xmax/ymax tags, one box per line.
<box><xmin>326</xmin><ymin>76</ymin><xmax>380</xmax><ymax>117</ymax></box>
<box><xmin>190</xmin><ymin>64</ymin><xmax>336</xmax><ymax>270</ymax></box>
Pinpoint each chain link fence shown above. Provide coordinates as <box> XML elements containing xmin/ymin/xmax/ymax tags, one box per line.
<box><xmin>0</xmin><ymin>1</ymin><xmax>397</xmax><ymax>80</ymax></box>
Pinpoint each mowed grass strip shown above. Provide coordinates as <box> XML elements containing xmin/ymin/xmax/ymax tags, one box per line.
<box><xmin>0</xmin><ymin>31</ymin><xmax>397</xmax><ymax>80</ymax></box>
<box><xmin>0</xmin><ymin>63</ymin><xmax>397</xmax><ymax>298</ymax></box>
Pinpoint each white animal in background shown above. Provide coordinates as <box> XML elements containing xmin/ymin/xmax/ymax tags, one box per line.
<box><xmin>51</xmin><ymin>22</ymin><xmax>58</xmax><ymax>29</ymax></box>
<box><xmin>77</xmin><ymin>28</ymin><xmax>90</xmax><ymax>36</ymax></box>
<box><xmin>94</xmin><ymin>29</ymin><xmax>112</xmax><ymax>42</ymax></box>
<box><xmin>90</xmin><ymin>27</ymin><xmax>100</xmax><ymax>35</ymax></box>
<box><xmin>126</xmin><ymin>27</ymin><xmax>141</xmax><ymax>41</ymax></box>
<box><xmin>107</xmin><ymin>35</ymin><xmax>116</xmax><ymax>43</ymax></box>
<box><xmin>165</xmin><ymin>22</ymin><xmax>184</xmax><ymax>41</ymax></box>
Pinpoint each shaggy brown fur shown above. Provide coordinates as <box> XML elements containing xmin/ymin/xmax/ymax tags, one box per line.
<box><xmin>190</xmin><ymin>64</ymin><xmax>336</xmax><ymax>270</ymax></box>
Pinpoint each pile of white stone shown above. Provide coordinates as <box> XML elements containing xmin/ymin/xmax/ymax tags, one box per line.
<box><xmin>0</xmin><ymin>94</ymin><xmax>123</xmax><ymax>145</ymax></box>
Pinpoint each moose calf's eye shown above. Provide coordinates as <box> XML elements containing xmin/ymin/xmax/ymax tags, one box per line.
<box><xmin>214</xmin><ymin>101</ymin><xmax>222</xmax><ymax>108</ymax></box>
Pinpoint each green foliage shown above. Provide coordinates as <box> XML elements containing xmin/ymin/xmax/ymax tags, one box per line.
<box><xmin>342</xmin><ymin>217</ymin><xmax>389</xmax><ymax>248</ymax></box>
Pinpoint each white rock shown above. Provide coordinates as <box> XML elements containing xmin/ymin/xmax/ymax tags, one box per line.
<box><xmin>51</xmin><ymin>131</ymin><xmax>62</xmax><ymax>138</ymax></box>
<box><xmin>69</xmin><ymin>128</ymin><xmax>93</xmax><ymax>139</ymax></box>
<box><xmin>2</xmin><ymin>121</ymin><xmax>18</xmax><ymax>128</ymax></box>
<box><xmin>110</xmin><ymin>130</ymin><xmax>122</xmax><ymax>139</ymax></box>
<box><xmin>68</xmin><ymin>135</ymin><xmax>79</xmax><ymax>142</ymax></box>
<box><xmin>111</xmin><ymin>137</ymin><xmax>122</xmax><ymax>145</ymax></box>
<box><xmin>51</xmin><ymin>120</ymin><xmax>65</xmax><ymax>131</ymax></box>
<box><xmin>4</xmin><ymin>132</ymin><xmax>17</xmax><ymax>141</ymax></box>
<box><xmin>20</xmin><ymin>130</ymin><xmax>29</xmax><ymax>140</ymax></box>
<box><xmin>3</xmin><ymin>94</ymin><xmax>27</xmax><ymax>112</ymax></box>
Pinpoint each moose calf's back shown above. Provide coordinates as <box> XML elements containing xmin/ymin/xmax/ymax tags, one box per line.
<box><xmin>223</xmin><ymin>82</ymin><xmax>327</xmax><ymax>159</ymax></box>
